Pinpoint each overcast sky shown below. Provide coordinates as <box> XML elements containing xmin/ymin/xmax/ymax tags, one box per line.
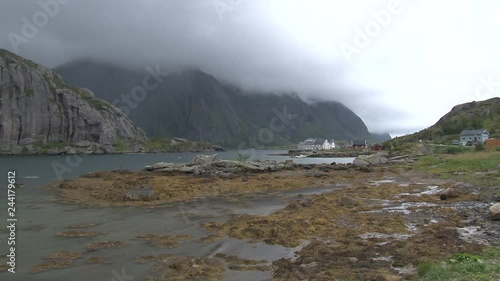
<box><xmin>1</xmin><ymin>0</ymin><xmax>499</xmax><ymax>135</ymax></box>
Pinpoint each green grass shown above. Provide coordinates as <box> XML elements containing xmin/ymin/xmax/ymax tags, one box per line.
<box><xmin>416</xmin><ymin>247</ymin><xmax>500</xmax><ymax>281</ymax></box>
<box><xmin>32</xmin><ymin>142</ymin><xmax>71</xmax><ymax>153</ymax></box>
<box><xmin>113</xmin><ymin>137</ymin><xmax>130</xmax><ymax>152</ymax></box>
<box><xmin>416</xmin><ymin>151</ymin><xmax>500</xmax><ymax>176</ymax></box>
<box><xmin>414</xmin><ymin>151</ymin><xmax>500</xmax><ymax>197</ymax></box>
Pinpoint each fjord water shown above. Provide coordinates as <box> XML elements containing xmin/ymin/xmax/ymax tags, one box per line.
<box><xmin>0</xmin><ymin>150</ymin><xmax>353</xmax><ymax>280</ymax></box>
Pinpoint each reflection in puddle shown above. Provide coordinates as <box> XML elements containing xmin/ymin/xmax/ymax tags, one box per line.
<box><xmin>5</xmin><ymin>183</ymin><xmax>330</xmax><ymax>281</ymax></box>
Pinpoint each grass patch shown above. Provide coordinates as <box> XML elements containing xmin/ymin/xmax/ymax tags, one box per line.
<box><xmin>417</xmin><ymin>247</ymin><xmax>500</xmax><ymax>281</ymax></box>
<box><xmin>414</xmin><ymin>151</ymin><xmax>500</xmax><ymax>197</ymax></box>
<box><xmin>113</xmin><ymin>137</ymin><xmax>130</xmax><ymax>152</ymax></box>
<box><xmin>32</xmin><ymin>142</ymin><xmax>71</xmax><ymax>153</ymax></box>
<box><xmin>416</xmin><ymin>151</ymin><xmax>500</xmax><ymax>176</ymax></box>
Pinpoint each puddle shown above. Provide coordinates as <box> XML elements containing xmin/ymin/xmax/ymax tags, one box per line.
<box><xmin>370</xmin><ymin>179</ymin><xmax>396</xmax><ymax>186</ymax></box>
<box><xmin>0</xmin><ymin>182</ymin><xmax>325</xmax><ymax>281</ymax></box>
<box><xmin>359</xmin><ymin>232</ymin><xmax>413</xmax><ymax>240</ymax></box>
<box><xmin>363</xmin><ymin>202</ymin><xmax>438</xmax><ymax>215</ymax></box>
<box><xmin>398</xmin><ymin>185</ymin><xmax>444</xmax><ymax>197</ymax></box>
<box><xmin>372</xmin><ymin>256</ymin><xmax>393</xmax><ymax>262</ymax></box>
<box><xmin>456</xmin><ymin>226</ymin><xmax>489</xmax><ymax>245</ymax></box>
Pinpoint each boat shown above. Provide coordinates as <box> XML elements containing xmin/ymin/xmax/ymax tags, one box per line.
<box><xmin>293</xmin><ymin>154</ymin><xmax>307</xmax><ymax>159</ymax></box>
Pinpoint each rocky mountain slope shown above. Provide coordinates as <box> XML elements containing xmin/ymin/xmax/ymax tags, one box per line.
<box><xmin>386</xmin><ymin>98</ymin><xmax>500</xmax><ymax>145</ymax></box>
<box><xmin>0</xmin><ymin>49</ymin><xmax>147</xmax><ymax>154</ymax></box>
<box><xmin>55</xmin><ymin>60</ymin><xmax>390</xmax><ymax>147</ymax></box>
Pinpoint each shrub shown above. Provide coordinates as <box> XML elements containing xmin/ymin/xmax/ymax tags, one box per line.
<box><xmin>475</xmin><ymin>142</ymin><xmax>485</xmax><ymax>151</ymax></box>
<box><xmin>445</xmin><ymin>146</ymin><xmax>463</xmax><ymax>154</ymax></box>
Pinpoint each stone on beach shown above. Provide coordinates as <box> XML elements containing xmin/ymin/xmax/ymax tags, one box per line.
<box><xmin>490</xmin><ymin>203</ymin><xmax>500</xmax><ymax>221</ymax></box>
<box><xmin>353</xmin><ymin>153</ymin><xmax>388</xmax><ymax>166</ymax></box>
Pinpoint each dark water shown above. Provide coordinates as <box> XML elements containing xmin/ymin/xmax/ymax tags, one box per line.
<box><xmin>0</xmin><ymin>150</ymin><xmax>353</xmax><ymax>280</ymax></box>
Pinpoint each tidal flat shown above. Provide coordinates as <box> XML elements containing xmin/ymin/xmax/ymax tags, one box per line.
<box><xmin>38</xmin><ymin>152</ymin><xmax>500</xmax><ymax>280</ymax></box>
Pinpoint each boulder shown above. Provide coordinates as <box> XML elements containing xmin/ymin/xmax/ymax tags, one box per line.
<box><xmin>192</xmin><ymin>154</ymin><xmax>217</xmax><ymax>165</ymax></box>
<box><xmin>358</xmin><ymin>166</ymin><xmax>372</xmax><ymax>173</ymax></box>
<box><xmin>65</xmin><ymin>147</ymin><xmax>77</xmax><ymax>155</ymax></box>
<box><xmin>490</xmin><ymin>203</ymin><xmax>500</xmax><ymax>221</ymax></box>
<box><xmin>353</xmin><ymin>157</ymin><xmax>370</xmax><ymax>166</ymax></box>
<box><xmin>439</xmin><ymin>187</ymin><xmax>461</xmax><ymax>200</ymax></box>
<box><xmin>353</xmin><ymin>153</ymin><xmax>388</xmax><ymax>166</ymax></box>
<box><xmin>125</xmin><ymin>186</ymin><xmax>155</xmax><ymax>201</ymax></box>
<box><xmin>413</xmin><ymin>144</ymin><xmax>433</xmax><ymax>156</ymax></box>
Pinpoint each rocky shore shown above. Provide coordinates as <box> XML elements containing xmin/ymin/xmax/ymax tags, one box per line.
<box><xmin>46</xmin><ymin>152</ymin><xmax>500</xmax><ymax>280</ymax></box>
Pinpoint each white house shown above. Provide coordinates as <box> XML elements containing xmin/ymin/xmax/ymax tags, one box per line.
<box><xmin>298</xmin><ymin>138</ymin><xmax>335</xmax><ymax>150</ymax></box>
<box><xmin>323</xmin><ymin>139</ymin><xmax>336</xmax><ymax>150</ymax></box>
<box><xmin>460</xmin><ymin>129</ymin><xmax>489</xmax><ymax>146</ymax></box>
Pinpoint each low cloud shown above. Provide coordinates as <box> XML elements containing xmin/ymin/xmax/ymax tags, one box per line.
<box><xmin>1</xmin><ymin>0</ymin><xmax>499</xmax><ymax>135</ymax></box>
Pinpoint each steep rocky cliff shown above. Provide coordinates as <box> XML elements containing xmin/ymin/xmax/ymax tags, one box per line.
<box><xmin>0</xmin><ymin>49</ymin><xmax>147</xmax><ymax>154</ymax></box>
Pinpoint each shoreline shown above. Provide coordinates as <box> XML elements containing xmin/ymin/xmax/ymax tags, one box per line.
<box><xmin>41</xmin><ymin>152</ymin><xmax>500</xmax><ymax>280</ymax></box>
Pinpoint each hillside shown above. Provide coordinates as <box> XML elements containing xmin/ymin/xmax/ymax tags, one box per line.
<box><xmin>386</xmin><ymin>98</ymin><xmax>500</xmax><ymax>146</ymax></box>
<box><xmin>54</xmin><ymin>60</ymin><xmax>390</xmax><ymax>147</ymax></box>
<box><xmin>0</xmin><ymin>49</ymin><xmax>147</xmax><ymax>154</ymax></box>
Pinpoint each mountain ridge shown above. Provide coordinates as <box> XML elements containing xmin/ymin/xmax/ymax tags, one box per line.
<box><xmin>54</xmin><ymin>60</ymin><xmax>391</xmax><ymax>147</ymax></box>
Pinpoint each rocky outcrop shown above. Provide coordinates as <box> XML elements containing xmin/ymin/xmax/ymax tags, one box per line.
<box><xmin>0</xmin><ymin>49</ymin><xmax>147</xmax><ymax>154</ymax></box>
<box><xmin>145</xmin><ymin>156</ymin><xmax>296</xmax><ymax>176</ymax></box>
<box><xmin>191</xmin><ymin>154</ymin><xmax>217</xmax><ymax>165</ymax></box>
<box><xmin>353</xmin><ymin>153</ymin><xmax>388</xmax><ymax>166</ymax></box>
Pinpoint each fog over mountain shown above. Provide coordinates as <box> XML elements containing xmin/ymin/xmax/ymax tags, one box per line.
<box><xmin>1</xmin><ymin>0</ymin><xmax>499</xmax><ymax>136</ymax></box>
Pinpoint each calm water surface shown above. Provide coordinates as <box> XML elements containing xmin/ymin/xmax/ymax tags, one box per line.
<box><xmin>0</xmin><ymin>150</ymin><xmax>353</xmax><ymax>280</ymax></box>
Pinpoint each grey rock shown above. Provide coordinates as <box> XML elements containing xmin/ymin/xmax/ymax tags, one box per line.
<box><xmin>145</xmin><ymin>159</ymin><xmax>287</xmax><ymax>176</ymax></box>
<box><xmin>353</xmin><ymin>153</ymin><xmax>388</xmax><ymax>166</ymax></box>
<box><xmin>192</xmin><ymin>154</ymin><xmax>217</xmax><ymax>165</ymax></box>
<box><xmin>358</xmin><ymin>166</ymin><xmax>372</xmax><ymax>173</ymax></box>
<box><xmin>76</xmin><ymin>141</ymin><xmax>93</xmax><ymax>147</ymax></box>
<box><xmin>440</xmin><ymin>187</ymin><xmax>461</xmax><ymax>200</ymax></box>
<box><xmin>11</xmin><ymin>146</ymin><xmax>22</xmax><ymax>155</ymax></box>
<box><xmin>490</xmin><ymin>204</ymin><xmax>500</xmax><ymax>221</ymax></box>
<box><xmin>65</xmin><ymin>147</ymin><xmax>77</xmax><ymax>155</ymax></box>
<box><xmin>46</xmin><ymin>149</ymin><xmax>60</xmax><ymax>155</ymax></box>
<box><xmin>0</xmin><ymin>50</ymin><xmax>147</xmax><ymax>154</ymax></box>
<box><xmin>414</xmin><ymin>144</ymin><xmax>433</xmax><ymax>155</ymax></box>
